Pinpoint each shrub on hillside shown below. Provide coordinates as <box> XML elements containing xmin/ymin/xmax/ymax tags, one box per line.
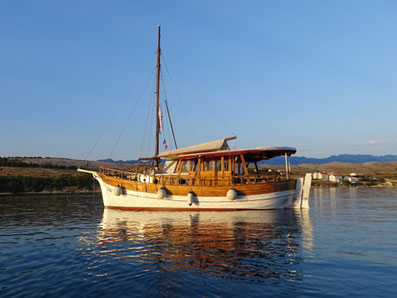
<box><xmin>0</xmin><ymin>174</ymin><xmax>92</xmax><ymax>193</ymax></box>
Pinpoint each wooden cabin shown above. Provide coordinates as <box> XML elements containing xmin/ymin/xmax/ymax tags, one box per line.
<box><xmin>98</xmin><ymin>138</ymin><xmax>297</xmax><ymax>194</ymax></box>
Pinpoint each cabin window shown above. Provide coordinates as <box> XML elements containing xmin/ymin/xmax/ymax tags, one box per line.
<box><xmin>235</xmin><ymin>163</ymin><xmax>240</xmax><ymax>175</ymax></box>
<box><xmin>216</xmin><ymin>159</ymin><xmax>222</xmax><ymax>171</ymax></box>
<box><xmin>203</xmin><ymin>159</ymin><xmax>214</xmax><ymax>171</ymax></box>
<box><xmin>224</xmin><ymin>159</ymin><xmax>229</xmax><ymax>171</ymax></box>
<box><xmin>234</xmin><ymin>156</ymin><xmax>243</xmax><ymax>175</ymax></box>
<box><xmin>181</xmin><ymin>160</ymin><xmax>189</xmax><ymax>172</ymax></box>
<box><xmin>190</xmin><ymin>159</ymin><xmax>197</xmax><ymax>171</ymax></box>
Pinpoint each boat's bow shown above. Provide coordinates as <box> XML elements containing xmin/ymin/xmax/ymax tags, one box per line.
<box><xmin>77</xmin><ymin>168</ymin><xmax>98</xmax><ymax>175</ymax></box>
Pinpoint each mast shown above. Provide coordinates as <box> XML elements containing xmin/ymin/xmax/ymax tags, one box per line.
<box><xmin>155</xmin><ymin>25</ymin><xmax>161</xmax><ymax>159</ymax></box>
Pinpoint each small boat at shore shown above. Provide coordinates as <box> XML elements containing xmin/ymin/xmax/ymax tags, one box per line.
<box><xmin>79</xmin><ymin>26</ymin><xmax>312</xmax><ymax>211</ymax></box>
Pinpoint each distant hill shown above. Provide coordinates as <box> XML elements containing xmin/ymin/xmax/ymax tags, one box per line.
<box><xmin>3</xmin><ymin>156</ymin><xmax>397</xmax><ymax>179</ymax></box>
<box><xmin>261</xmin><ymin>154</ymin><xmax>397</xmax><ymax>165</ymax></box>
<box><xmin>97</xmin><ymin>158</ymin><xmax>140</xmax><ymax>164</ymax></box>
<box><xmin>97</xmin><ymin>158</ymin><xmax>162</xmax><ymax>164</ymax></box>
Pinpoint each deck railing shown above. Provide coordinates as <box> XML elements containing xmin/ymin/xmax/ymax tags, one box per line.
<box><xmin>99</xmin><ymin>168</ymin><xmax>137</xmax><ymax>180</ymax></box>
<box><xmin>99</xmin><ymin>167</ymin><xmax>288</xmax><ymax>186</ymax></box>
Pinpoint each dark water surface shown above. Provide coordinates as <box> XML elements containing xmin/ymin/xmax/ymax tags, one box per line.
<box><xmin>1</xmin><ymin>188</ymin><xmax>397</xmax><ymax>297</ymax></box>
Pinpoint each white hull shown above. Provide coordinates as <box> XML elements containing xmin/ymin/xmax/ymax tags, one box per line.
<box><xmin>92</xmin><ymin>172</ymin><xmax>311</xmax><ymax>210</ymax></box>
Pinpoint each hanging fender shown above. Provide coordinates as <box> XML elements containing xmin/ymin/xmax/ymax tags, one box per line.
<box><xmin>157</xmin><ymin>187</ymin><xmax>166</xmax><ymax>199</ymax></box>
<box><xmin>187</xmin><ymin>191</ymin><xmax>194</xmax><ymax>206</ymax></box>
<box><xmin>226</xmin><ymin>189</ymin><xmax>237</xmax><ymax>200</ymax></box>
<box><xmin>113</xmin><ymin>185</ymin><xmax>122</xmax><ymax>196</ymax></box>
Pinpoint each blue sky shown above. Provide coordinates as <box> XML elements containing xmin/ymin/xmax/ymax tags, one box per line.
<box><xmin>1</xmin><ymin>0</ymin><xmax>396</xmax><ymax>160</ymax></box>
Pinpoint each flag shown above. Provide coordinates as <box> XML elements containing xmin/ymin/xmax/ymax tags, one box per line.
<box><xmin>158</xmin><ymin>105</ymin><xmax>163</xmax><ymax>133</ymax></box>
<box><xmin>163</xmin><ymin>138</ymin><xmax>168</xmax><ymax>150</ymax></box>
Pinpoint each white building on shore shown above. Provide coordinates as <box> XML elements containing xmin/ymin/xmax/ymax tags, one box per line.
<box><xmin>329</xmin><ymin>174</ymin><xmax>343</xmax><ymax>184</ymax></box>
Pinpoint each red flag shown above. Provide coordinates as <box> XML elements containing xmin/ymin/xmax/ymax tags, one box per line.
<box><xmin>163</xmin><ymin>138</ymin><xmax>168</xmax><ymax>150</ymax></box>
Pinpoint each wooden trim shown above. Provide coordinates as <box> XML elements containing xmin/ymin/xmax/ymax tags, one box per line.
<box><xmin>178</xmin><ymin>148</ymin><xmax>297</xmax><ymax>160</ymax></box>
<box><xmin>231</xmin><ymin>156</ymin><xmax>234</xmax><ymax>176</ymax></box>
<box><xmin>225</xmin><ymin>136</ymin><xmax>237</xmax><ymax>141</ymax></box>
<box><xmin>221</xmin><ymin>156</ymin><xmax>224</xmax><ymax>178</ymax></box>
<box><xmin>105</xmin><ymin>206</ymin><xmax>277</xmax><ymax>211</ymax></box>
<box><xmin>176</xmin><ymin>160</ymin><xmax>182</xmax><ymax>173</ymax></box>
<box><xmin>99</xmin><ymin>173</ymin><xmax>296</xmax><ymax>197</ymax></box>
<box><xmin>162</xmin><ymin>147</ymin><xmax>222</xmax><ymax>158</ymax></box>
<box><xmin>214</xmin><ymin>159</ymin><xmax>218</xmax><ymax>186</ymax></box>
<box><xmin>237</xmin><ymin>156</ymin><xmax>241</xmax><ymax>176</ymax></box>
<box><xmin>240</xmin><ymin>154</ymin><xmax>249</xmax><ymax>177</ymax></box>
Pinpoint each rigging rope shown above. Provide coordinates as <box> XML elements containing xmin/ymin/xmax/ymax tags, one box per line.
<box><xmin>161</xmin><ymin>84</ymin><xmax>176</xmax><ymax>151</ymax></box>
<box><xmin>109</xmin><ymin>67</ymin><xmax>156</xmax><ymax>158</ymax></box>
<box><xmin>160</xmin><ymin>73</ymin><xmax>178</xmax><ymax>149</ymax></box>
<box><xmin>164</xmin><ymin>99</ymin><xmax>178</xmax><ymax>149</ymax></box>
<box><xmin>161</xmin><ymin>56</ymin><xmax>197</xmax><ymax>141</ymax></box>
<box><xmin>146</xmin><ymin>89</ymin><xmax>155</xmax><ymax>157</ymax></box>
<box><xmin>164</xmin><ymin>109</ymin><xmax>173</xmax><ymax>150</ymax></box>
<box><xmin>139</xmin><ymin>78</ymin><xmax>156</xmax><ymax>158</ymax></box>
<box><xmin>161</xmin><ymin>53</ymin><xmax>236</xmax><ymax>137</ymax></box>
<box><xmin>83</xmin><ymin>52</ymin><xmax>156</xmax><ymax>163</ymax></box>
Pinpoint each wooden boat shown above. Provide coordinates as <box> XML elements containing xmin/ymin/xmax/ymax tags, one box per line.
<box><xmin>79</xmin><ymin>26</ymin><xmax>312</xmax><ymax>211</ymax></box>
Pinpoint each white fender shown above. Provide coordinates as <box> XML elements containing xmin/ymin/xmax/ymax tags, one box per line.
<box><xmin>157</xmin><ymin>188</ymin><xmax>166</xmax><ymax>199</ymax></box>
<box><xmin>226</xmin><ymin>189</ymin><xmax>237</xmax><ymax>200</ymax></box>
<box><xmin>113</xmin><ymin>185</ymin><xmax>122</xmax><ymax>196</ymax></box>
<box><xmin>188</xmin><ymin>192</ymin><xmax>194</xmax><ymax>206</ymax></box>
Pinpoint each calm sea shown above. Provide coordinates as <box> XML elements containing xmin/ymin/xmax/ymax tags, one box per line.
<box><xmin>1</xmin><ymin>188</ymin><xmax>397</xmax><ymax>297</ymax></box>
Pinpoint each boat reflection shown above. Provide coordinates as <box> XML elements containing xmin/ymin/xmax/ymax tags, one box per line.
<box><xmin>97</xmin><ymin>209</ymin><xmax>312</xmax><ymax>280</ymax></box>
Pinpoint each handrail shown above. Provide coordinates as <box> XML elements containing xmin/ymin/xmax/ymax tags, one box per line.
<box><xmin>99</xmin><ymin>167</ymin><xmax>289</xmax><ymax>186</ymax></box>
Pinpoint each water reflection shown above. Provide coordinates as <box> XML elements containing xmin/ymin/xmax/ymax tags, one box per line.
<box><xmin>3</xmin><ymin>191</ymin><xmax>397</xmax><ymax>297</ymax></box>
<box><xmin>97</xmin><ymin>209</ymin><xmax>313</xmax><ymax>281</ymax></box>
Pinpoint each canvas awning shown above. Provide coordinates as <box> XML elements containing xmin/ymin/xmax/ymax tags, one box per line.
<box><xmin>178</xmin><ymin>146</ymin><xmax>297</xmax><ymax>162</ymax></box>
<box><xmin>157</xmin><ymin>137</ymin><xmax>235</xmax><ymax>160</ymax></box>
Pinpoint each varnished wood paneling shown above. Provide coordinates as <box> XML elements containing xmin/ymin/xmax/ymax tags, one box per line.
<box><xmin>99</xmin><ymin>173</ymin><xmax>296</xmax><ymax>197</ymax></box>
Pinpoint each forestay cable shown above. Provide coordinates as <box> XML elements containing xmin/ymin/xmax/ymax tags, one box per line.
<box><xmin>109</xmin><ymin>67</ymin><xmax>156</xmax><ymax>158</ymax></box>
<box><xmin>139</xmin><ymin>78</ymin><xmax>156</xmax><ymax>158</ymax></box>
<box><xmin>83</xmin><ymin>52</ymin><xmax>156</xmax><ymax>162</ymax></box>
